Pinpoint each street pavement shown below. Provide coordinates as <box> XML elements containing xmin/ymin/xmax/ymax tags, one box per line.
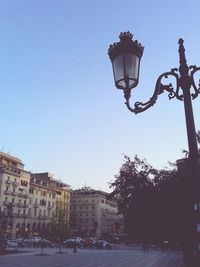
<box><xmin>0</xmin><ymin>247</ymin><xmax>184</xmax><ymax>267</ymax></box>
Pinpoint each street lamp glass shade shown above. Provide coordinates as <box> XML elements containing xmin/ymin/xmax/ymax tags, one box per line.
<box><xmin>112</xmin><ymin>53</ymin><xmax>140</xmax><ymax>89</ymax></box>
<box><xmin>108</xmin><ymin>32</ymin><xmax>143</xmax><ymax>90</ymax></box>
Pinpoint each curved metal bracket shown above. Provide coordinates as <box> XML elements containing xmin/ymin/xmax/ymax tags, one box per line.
<box><xmin>124</xmin><ymin>68</ymin><xmax>181</xmax><ymax>114</ymax></box>
<box><xmin>189</xmin><ymin>65</ymin><xmax>200</xmax><ymax>99</ymax></box>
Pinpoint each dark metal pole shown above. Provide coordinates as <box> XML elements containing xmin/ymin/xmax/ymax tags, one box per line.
<box><xmin>178</xmin><ymin>39</ymin><xmax>199</xmax><ymax>165</ymax></box>
<box><xmin>178</xmin><ymin>39</ymin><xmax>200</xmax><ymax>262</ymax></box>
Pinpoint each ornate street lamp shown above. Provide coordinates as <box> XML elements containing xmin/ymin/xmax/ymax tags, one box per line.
<box><xmin>108</xmin><ymin>32</ymin><xmax>143</xmax><ymax>92</ymax></box>
<box><xmin>108</xmin><ymin>32</ymin><xmax>200</xmax><ymax>261</ymax></box>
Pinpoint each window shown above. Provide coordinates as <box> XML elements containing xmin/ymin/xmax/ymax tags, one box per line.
<box><xmin>29</xmin><ymin>188</ymin><xmax>34</xmax><ymax>194</ymax></box>
<box><xmin>21</xmin><ymin>180</ymin><xmax>27</xmax><ymax>187</ymax></box>
<box><xmin>34</xmin><ymin>209</ymin><xmax>37</xmax><ymax>217</ymax></box>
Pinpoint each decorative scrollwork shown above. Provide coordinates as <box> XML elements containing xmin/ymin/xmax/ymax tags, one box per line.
<box><xmin>189</xmin><ymin>65</ymin><xmax>200</xmax><ymax>100</ymax></box>
<box><xmin>124</xmin><ymin>68</ymin><xmax>182</xmax><ymax>114</ymax></box>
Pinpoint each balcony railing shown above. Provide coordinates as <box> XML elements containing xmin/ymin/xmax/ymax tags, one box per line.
<box><xmin>1</xmin><ymin>165</ymin><xmax>21</xmax><ymax>176</ymax></box>
<box><xmin>16</xmin><ymin>213</ymin><xmax>28</xmax><ymax>218</ymax></box>
<box><xmin>13</xmin><ymin>181</ymin><xmax>19</xmax><ymax>186</ymax></box>
<box><xmin>38</xmin><ymin>215</ymin><xmax>49</xmax><ymax>220</ymax></box>
<box><xmin>17</xmin><ymin>203</ymin><xmax>27</xmax><ymax>208</ymax></box>
<box><xmin>5</xmin><ymin>179</ymin><xmax>13</xmax><ymax>184</ymax></box>
<box><xmin>3</xmin><ymin>200</ymin><xmax>12</xmax><ymax>205</ymax></box>
<box><xmin>4</xmin><ymin>190</ymin><xmax>12</xmax><ymax>195</ymax></box>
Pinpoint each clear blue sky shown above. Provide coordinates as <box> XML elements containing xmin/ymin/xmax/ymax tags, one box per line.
<box><xmin>0</xmin><ymin>0</ymin><xmax>200</xmax><ymax>192</ymax></box>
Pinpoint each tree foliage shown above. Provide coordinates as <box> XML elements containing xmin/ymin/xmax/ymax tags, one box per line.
<box><xmin>50</xmin><ymin>206</ymin><xmax>69</xmax><ymax>241</ymax></box>
<box><xmin>109</xmin><ymin>155</ymin><xmax>190</xmax><ymax>243</ymax></box>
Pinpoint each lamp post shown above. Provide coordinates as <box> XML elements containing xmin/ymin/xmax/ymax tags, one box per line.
<box><xmin>108</xmin><ymin>32</ymin><xmax>200</xmax><ymax>262</ymax></box>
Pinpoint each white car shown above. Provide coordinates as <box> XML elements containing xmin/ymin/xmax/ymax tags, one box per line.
<box><xmin>26</xmin><ymin>236</ymin><xmax>42</xmax><ymax>243</ymax></box>
<box><xmin>7</xmin><ymin>239</ymin><xmax>19</xmax><ymax>248</ymax></box>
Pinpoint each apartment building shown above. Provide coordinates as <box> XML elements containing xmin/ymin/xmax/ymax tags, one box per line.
<box><xmin>70</xmin><ymin>187</ymin><xmax>123</xmax><ymax>238</ymax></box>
<box><xmin>0</xmin><ymin>152</ymin><xmax>71</xmax><ymax>238</ymax></box>
<box><xmin>30</xmin><ymin>172</ymin><xmax>71</xmax><ymax>235</ymax></box>
<box><xmin>0</xmin><ymin>152</ymin><xmax>30</xmax><ymax>237</ymax></box>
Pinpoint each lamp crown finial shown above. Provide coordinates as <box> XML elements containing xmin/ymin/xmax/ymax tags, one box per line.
<box><xmin>178</xmin><ymin>38</ymin><xmax>184</xmax><ymax>45</ymax></box>
<box><xmin>119</xmin><ymin>31</ymin><xmax>133</xmax><ymax>41</ymax></box>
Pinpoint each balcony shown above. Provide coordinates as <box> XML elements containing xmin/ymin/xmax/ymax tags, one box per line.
<box><xmin>11</xmin><ymin>191</ymin><xmax>18</xmax><ymax>196</ymax></box>
<box><xmin>4</xmin><ymin>190</ymin><xmax>12</xmax><ymax>195</ymax></box>
<box><xmin>5</xmin><ymin>179</ymin><xmax>13</xmax><ymax>185</ymax></box>
<box><xmin>38</xmin><ymin>215</ymin><xmax>49</xmax><ymax>220</ymax></box>
<box><xmin>2</xmin><ymin>166</ymin><xmax>21</xmax><ymax>176</ymax></box>
<box><xmin>13</xmin><ymin>181</ymin><xmax>19</xmax><ymax>187</ymax></box>
<box><xmin>34</xmin><ymin>203</ymin><xmax>39</xmax><ymax>208</ymax></box>
<box><xmin>48</xmin><ymin>205</ymin><xmax>53</xmax><ymax>210</ymax></box>
<box><xmin>16</xmin><ymin>213</ymin><xmax>28</xmax><ymax>218</ymax></box>
<box><xmin>23</xmin><ymin>192</ymin><xmax>29</xmax><ymax>198</ymax></box>
<box><xmin>18</xmin><ymin>191</ymin><xmax>29</xmax><ymax>198</ymax></box>
<box><xmin>17</xmin><ymin>203</ymin><xmax>27</xmax><ymax>208</ymax></box>
<box><xmin>3</xmin><ymin>200</ymin><xmax>11</xmax><ymax>205</ymax></box>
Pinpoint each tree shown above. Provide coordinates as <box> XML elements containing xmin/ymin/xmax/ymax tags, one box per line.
<box><xmin>50</xmin><ymin>206</ymin><xmax>69</xmax><ymax>252</ymax></box>
<box><xmin>109</xmin><ymin>155</ymin><xmax>156</xmax><ymax>240</ymax></box>
<box><xmin>109</xmin><ymin>154</ymin><xmax>189</xmax><ymax>244</ymax></box>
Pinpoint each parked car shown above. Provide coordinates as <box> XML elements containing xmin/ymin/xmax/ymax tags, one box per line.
<box><xmin>6</xmin><ymin>238</ymin><xmax>25</xmax><ymax>248</ymax></box>
<box><xmin>95</xmin><ymin>240</ymin><xmax>112</xmax><ymax>250</ymax></box>
<box><xmin>104</xmin><ymin>236</ymin><xmax>121</xmax><ymax>244</ymax></box>
<box><xmin>35</xmin><ymin>239</ymin><xmax>54</xmax><ymax>248</ymax></box>
<box><xmin>27</xmin><ymin>236</ymin><xmax>42</xmax><ymax>243</ymax></box>
<box><xmin>63</xmin><ymin>238</ymin><xmax>82</xmax><ymax>248</ymax></box>
<box><xmin>6</xmin><ymin>239</ymin><xmax>19</xmax><ymax>248</ymax></box>
<box><xmin>24</xmin><ymin>236</ymin><xmax>42</xmax><ymax>246</ymax></box>
<box><xmin>82</xmin><ymin>238</ymin><xmax>96</xmax><ymax>248</ymax></box>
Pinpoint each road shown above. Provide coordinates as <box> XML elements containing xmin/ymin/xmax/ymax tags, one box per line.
<box><xmin>0</xmin><ymin>247</ymin><xmax>184</xmax><ymax>267</ymax></box>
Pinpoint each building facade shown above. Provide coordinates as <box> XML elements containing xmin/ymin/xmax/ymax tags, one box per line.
<box><xmin>70</xmin><ymin>187</ymin><xmax>123</xmax><ymax>238</ymax></box>
<box><xmin>0</xmin><ymin>152</ymin><xmax>123</xmax><ymax>240</ymax></box>
<box><xmin>0</xmin><ymin>152</ymin><xmax>30</xmax><ymax>237</ymax></box>
<box><xmin>0</xmin><ymin>152</ymin><xmax>71</xmax><ymax>238</ymax></box>
<box><xmin>30</xmin><ymin>172</ymin><xmax>71</xmax><ymax>236</ymax></box>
